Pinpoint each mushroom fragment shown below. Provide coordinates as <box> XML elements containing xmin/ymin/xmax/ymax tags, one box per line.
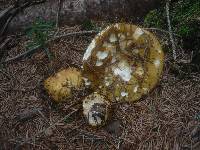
<box><xmin>44</xmin><ymin>67</ymin><xmax>82</xmax><ymax>102</ymax></box>
<box><xmin>82</xmin><ymin>23</ymin><xmax>164</xmax><ymax>103</ymax></box>
<box><xmin>83</xmin><ymin>92</ymin><xmax>111</xmax><ymax>126</ymax></box>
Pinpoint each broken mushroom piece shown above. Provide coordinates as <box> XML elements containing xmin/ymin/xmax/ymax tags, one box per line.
<box><xmin>83</xmin><ymin>92</ymin><xmax>111</xmax><ymax>126</ymax></box>
<box><xmin>82</xmin><ymin>23</ymin><xmax>164</xmax><ymax>103</ymax></box>
<box><xmin>44</xmin><ymin>67</ymin><xmax>82</xmax><ymax>102</ymax></box>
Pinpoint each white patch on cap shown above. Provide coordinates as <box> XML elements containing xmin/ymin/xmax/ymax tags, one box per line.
<box><xmin>96</xmin><ymin>60</ymin><xmax>103</xmax><ymax>66</ymax></box>
<box><xmin>121</xmin><ymin>92</ymin><xmax>128</xmax><ymax>97</ymax></box>
<box><xmin>134</xmin><ymin>85</ymin><xmax>139</xmax><ymax>93</ymax></box>
<box><xmin>83</xmin><ymin>77</ymin><xmax>91</xmax><ymax>86</ymax></box>
<box><xmin>109</xmin><ymin>33</ymin><xmax>117</xmax><ymax>43</ymax></box>
<box><xmin>114</xmin><ymin>24</ymin><xmax>120</xmax><ymax>29</ymax></box>
<box><xmin>111</xmin><ymin>57</ymin><xmax>117</xmax><ymax>63</ymax></box>
<box><xmin>157</xmin><ymin>48</ymin><xmax>162</xmax><ymax>54</ymax></box>
<box><xmin>112</xmin><ymin>60</ymin><xmax>132</xmax><ymax>82</ymax></box>
<box><xmin>83</xmin><ymin>39</ymin><xmax>96</xmax><ymax>60</ymax></box>
<box><xmin>96</xmin><ymin>51</ymin><xmax>108</xmax><ymax>60</ymax></box>
<box><xmin>133</xmin><ymin>49</ymin><xmax>139</xmax><ymax>54</ymax></box>
<box><xmin>154</xmin><ymin>59</ymin><xmax>160</xmax><ymax>68</ymax></box>
<box><xmin>104</xmin><ymin>76</ymin><xmax>112</xmax><ymax>86</ymax></box>
<box><xmin>133</xmin><ymin>28</ymin><xmax>144</xmax><ymax>40</ymax></box>
<box><xmin>105</xmin><ymin>82</ymin><xmax>110</xmax><ymax>86</ymax></box>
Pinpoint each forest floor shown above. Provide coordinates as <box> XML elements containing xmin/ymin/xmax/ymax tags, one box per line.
<box><xmin>0</xmin><ymin>24</ymin><xmax>200</xmax><ymax>150</ymax></box>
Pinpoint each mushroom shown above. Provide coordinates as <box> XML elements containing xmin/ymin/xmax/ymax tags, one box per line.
<box><xmin>83</xmin><ymin>92</ymin><xmax>111</xmax><ymax>126</ymax></box>
<box><xmin>82</xmin><ymin>23</ymin><xmax>164</xmax><ymax>103</ymax></box>
<box><xmin>44</xmin><ymin>67</ymin><xmax>82</xmax><ymax>102</ymax></box>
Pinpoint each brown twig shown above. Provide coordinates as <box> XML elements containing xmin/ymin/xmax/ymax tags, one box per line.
<box><xmin>0</xmin><ymin>1</ymin><xmax>33</xmax><ymax>36</ymax></box>
<box><xmin>0</xmin><ymin>0</ymin><xmax>47</xmax><ymax>61</ymax></box>
<box><xmin>2</xmin><ymin>30</ymin><xmax>98</xmax><ymax>63</ymax></box>
<box><xmin>166</xmin><ymin>0</ymin><xmax>177</xmax><ymax>60</ymax></box>
<box><xmin>55</xmin><ymin>0</ymin><xmax>62</xmax><ymax>28</ymax></box>
<box><xmin>2</xmin><ymin>44</ymin><xmax>41</xmax><ymax>63</ymax></box>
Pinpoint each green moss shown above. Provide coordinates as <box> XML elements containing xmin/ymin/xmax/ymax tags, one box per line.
<box><xmin>144</xmin><ymin>0</ymin><xmax>200</xmax><ymax>34</ymax></box>
<box><xmin>81</xmin><ymin>19</ymin><xmax>95</xmax><ymax>30</ymax></box>
<box><xmin>25</xmin><ymin>18</ymin><xmax>55</xmax><ymax>60</ymax></box>
<box><xmin>144</xmin><ymin>9</ymin><xmax>166</xmax><ymax>29</ymax></box>
<box><xmin>143</xmin><ymin>0</ymin><xmax>200</xmax><ymax>68</ymax></box>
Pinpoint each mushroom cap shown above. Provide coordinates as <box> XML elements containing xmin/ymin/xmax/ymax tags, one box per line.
<box><xmin>44</xmin><ymin>67</ymin><xmax>82</xmax><ymax>102</ymax></box>
<box><xmin>82</xmin><ymin>23</ymin><xmax>164</xmax><ymax>102</ymax></box>
<box><xmin>83</xmin><ymin>92</ymin><xmax>111</xmax><ymax>126</ymax></box>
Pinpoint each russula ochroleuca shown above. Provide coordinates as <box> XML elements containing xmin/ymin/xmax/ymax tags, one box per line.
<box><xmin>82</xmin><ymin>23</ymin><xmax>164</xmax><ymax>103</ymax></box>
<box><xmin>44</xmin><ymin>67</ymin><xmax>82</xmax><ymax>102</ymax></box>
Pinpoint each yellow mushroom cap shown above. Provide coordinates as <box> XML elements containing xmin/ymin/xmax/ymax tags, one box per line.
<box><xmin>82</xmin><ymin>23</ymin><xmax>164</xmax><ymax>102</ymax></box>
<box><xmin>83</xmin><ymin>92</ymin><xmax>111</xmax><ymax>126</ymax></box>
<box><xmin>44</xmin><ymin>67</ymin><xmax>82</xmax><ymax>102</ymax></box>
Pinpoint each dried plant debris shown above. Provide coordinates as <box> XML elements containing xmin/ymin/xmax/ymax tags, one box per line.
<box><xmin>83</xmin><ymin>23</ymin><xmax>164</xmax><ymax>103</ymax></box>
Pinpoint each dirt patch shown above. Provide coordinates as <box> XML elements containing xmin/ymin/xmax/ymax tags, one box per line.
<box><xmin>0</xmin><ymin>25</ymin><xmax>200</xmax><ymax>150</ymax></box>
